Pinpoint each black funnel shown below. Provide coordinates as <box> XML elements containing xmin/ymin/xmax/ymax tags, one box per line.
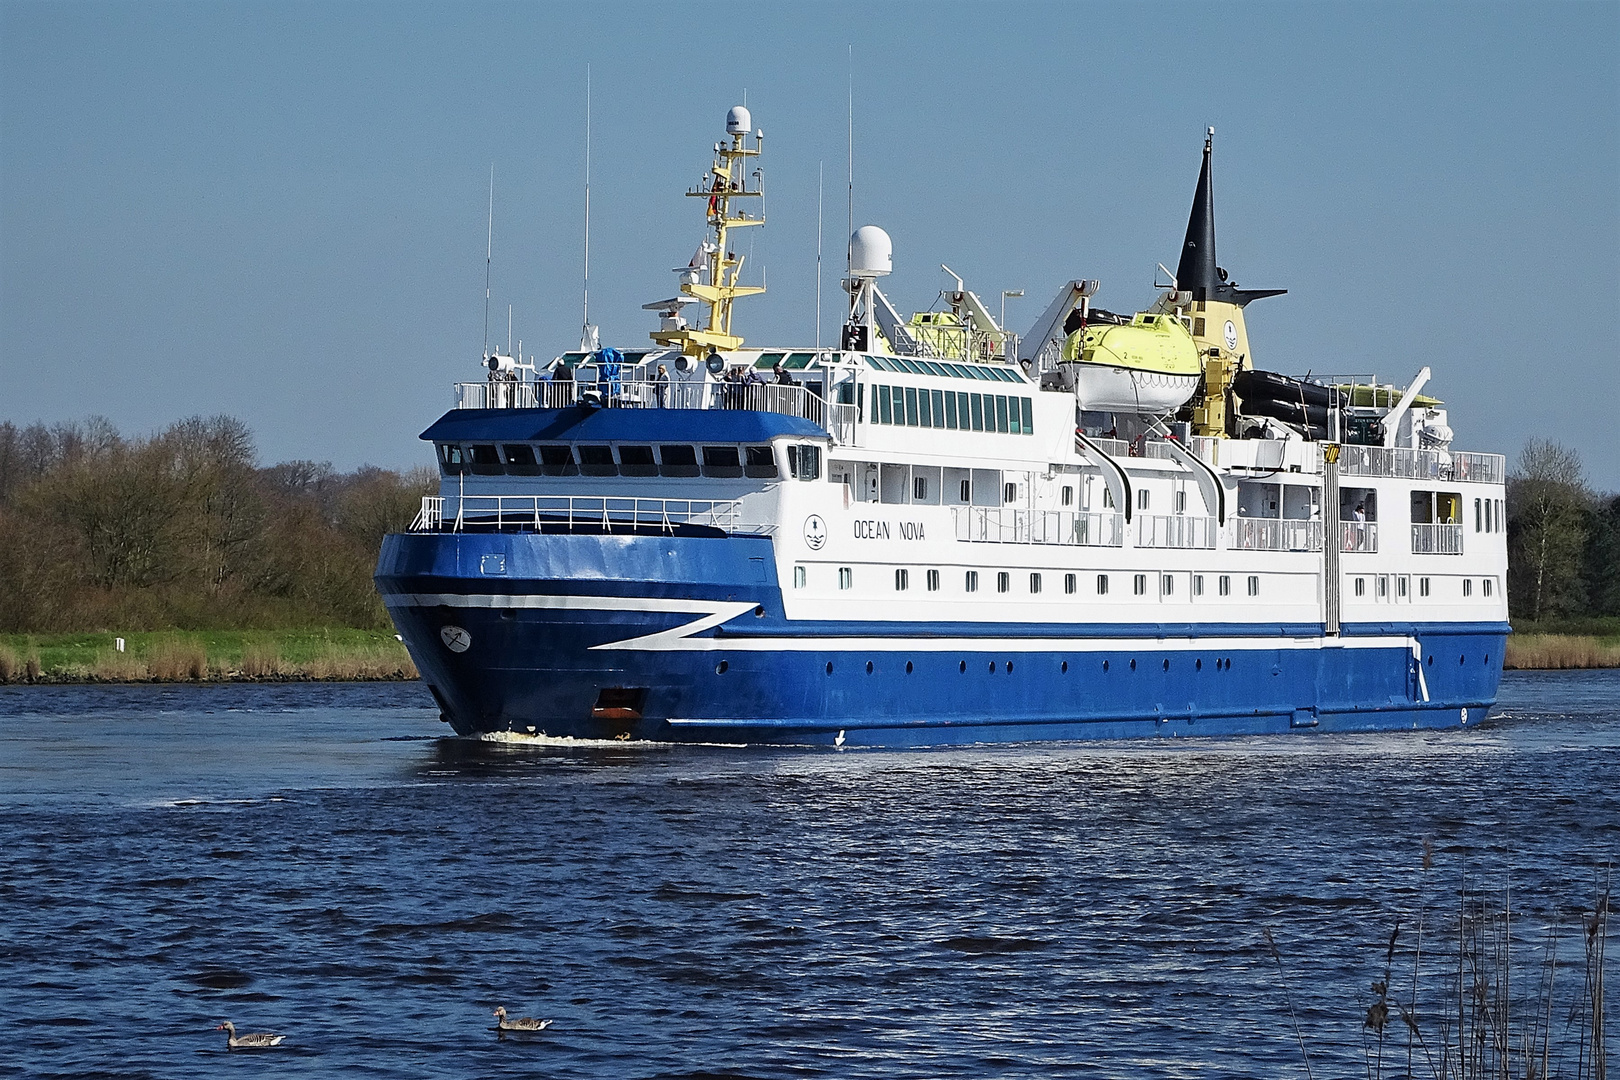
<box><xmin>1174</xmin><ymin>131</ymin><xmax>1285</xmax><ymax>309</ymax></box>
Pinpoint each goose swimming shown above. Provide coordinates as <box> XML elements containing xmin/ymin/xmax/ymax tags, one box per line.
<box><xmin>215</xmin><ymin>1020</ymin><xmax>283</xmax><ymax>1049</ymax></box>
<box><xmin>492</xmin><ymin>1006</ymin><xmax>552</xmax><ymax>1033</ymax></box>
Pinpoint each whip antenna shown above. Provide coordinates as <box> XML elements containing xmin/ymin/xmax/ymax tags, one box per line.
<box><xmin>846</xmin><ymin>46</ymin><xmax>854</xmax><ymax>278</ymax></box>
<box><xmin>816</xmin><ymin>160</ymin><xmax>824</xmax><ymax>349</ymax></box>
<box><xmin>483</xmin><ymin>164</ymin><xmax>493</xmax><ymax>362</ymax></box>
<box><xmin>581</xmin><ymin>65</ymin><xmax>594</xmax><ymax>351</ymax></box>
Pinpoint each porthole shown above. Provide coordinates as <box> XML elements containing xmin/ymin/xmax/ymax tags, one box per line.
<box><xmin>754</xmin><ymin>605</ymin><xmax>765</xmax><ymax>617</ymax></box>
<box><xmin>826</xmin><ymin>662</ymin><xmax>834</xmax><ymax>675</ymax></box>
<box><xmin>1102</xmin><ymin>659</ymin><xmax>1110</xmax><ymax>672</ymax></box>
<box><xmin>1162</xmin><ymin>658</ymin><xmax>1170</xmax><ymax>672</ymax></box>
<box><xmin>988</xmin><ymin>661</ymin><xmax>996</xmax><ymax>674</ymax></box>
<box><xmin>959</xmin><ymin>660</ymin><xmax>967</xmax><ymax>674</ymax></box>
<box><xmin>1130</xmin><ymin>658</ymin><xmax>1137</xmax><ymax>671</ymax></box>
<box><xmin>1427</xmin><ymin>655</ymin><xmax>1434</xmax><ymax>666</ymax></box>
<box><xmin>905</xmin><ymin>660</ymin><xmax>914</xmax><ymax>674</ymax></box>
<box><xmin>866</xmin><ymin>660</ymin><xmax>874</xmax><ymax>674</ymax></box>
<box><xmin>716</xmin><ymin>660</ymin><xmax>729</xmax><ymax>675</ymax></box>
<box><xmin>1060</xmin><ymin>660</ymin><xmax>1068</xmax><ymax>674</ymax></box>
<box><xmin>1196</xmin><ymin>658</ymin><xmax>1202</xmax><ymax>671</ymax></box>
<box><xmin>1006</xmin><ymin>661</ymin><xmax>1014</xmax><ymax>673</ymax></box>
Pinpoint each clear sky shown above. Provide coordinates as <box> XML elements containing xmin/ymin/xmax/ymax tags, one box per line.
<box><xmin>3</xmin><ymin>2</ymin><xmax>1617</xmax><ymax>487</ymax></box>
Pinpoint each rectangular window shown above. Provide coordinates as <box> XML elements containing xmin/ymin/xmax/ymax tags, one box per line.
<box><xmin>960</xmin><ymin>478</ymin><xmax>972</xmax><ymax>503</ymax></box>
<box><xmin>838</xmin><ymin>567</ymin><xmax>853</xmax><ymax>590</ymax></box>
<box><xmin>1021</xmin><ymin>397</ymin><xmax>1033</xmax><ymax>435</ymax></box>
<box><xmin>502</xmin><ymin>444</ymin><xmax>540</xmax><ymax>475</ymax></box>
<box><xmin>1193</xmin><ymin>574</ymin><xmax>1204</xmax><ymax>596</ymax></box>
<box><xmin>970</xmin><ymin>394</ymin><xmax>985</xmax><ymax>431</ymax></box>
<box><xmin>540</xmin><ymin>444</ymin><xmax>578</xmax><ymax>476</ymax></box>
<box><xmin>1061</xmin><ymin>485</ymin><xmax>1074</xmax><ymax>507</ymax></box>
<box><xmin>1097</xmin><ymin>573</ymin><xmax>1109</xmax><ymax>595</ymax></box>
<box><xmin>618</xmin><ymin>444</ymin><xmax>657</xmax><ymax>477</ymax></box>
<box><xmin>895</xmin><ymin>568</ymin><xmax>909</xmax><ymax>591</ymax></box>
<box><xmin>439</xmin><ymin>443</ymin><xmax>467</xmax><ymax>475</ymax></box>
<box><xmin>1103</xmin><ymin>488</ymin><xmax>1115</xmax><ymax>508</ymax></box>
<box><xmin>1475</xmin><ymin>498</ymin><xmax>1483</xmax><ymax>533</ymax></box>
<box><xmin>1420</xmin><ymin>577</ymin><xmax>1431</xmax><ymax>597</ymax></box>
<box><xmin>944</xmin><ymin>392</ymin><xmax>959</xmax><ymax>429</ymax></box>
<box><xmin>744</xmin><ymin>445</ymin><xmax>778</xmax><ymax>478</ymax></box>
<box><xmin>793</xmin><ymin>565</ymin><xmax>806</xmax><ymax>589</ymax></box>
<box><xmin>917</xmin><ymin>387</ymin><xmax>932</xmax><ymax>427</ymax></box>
<box><xmin>1065</xmin><ymin>573</ymin><xmax>1077</xmax><ymax>595</ymax></box>
<box><xmin>1496</xmin><ymin>500</ymin><xmax>1504</xmax><ymax>532</ymax></box>
<box><xmin>786</xmin><ymin>444</ymin><xmax>821</xmax><ymax>481</ymax></box>
<box><xmin>1133</xmin><ymin>574</ymin><xmax>1147</xmax><ymax>596</ymax></box>
<box><xmin>1008</xmin><ymin>394</ymin><xmax>1022</xmax><ymax>434</ymax></box>
<box><xmin>1004</xmin><ymin>482</ymin><xmax>1017</xmax><ymax>505</ymax></box>
<box><xmin>1485</xmin><ymin>499</ymin><xmax>1493</xmax><ymax>533</ymax></box>
<box><xmin>879</xmin><ymin>386</ymin><xmax>893</xmax><ymax>424</ymax></box>
<box><xmin>1219</xmin><ymin>574</ymin><xmax>1231</xmax><ymax>596</ymax></box>
<box><xmin>1175</xmin><ymin>490</ymin><xmax>1187</xmax><ymax>513</ymax></box>
<box><xmin>913</xmin><ymin>475</ymin><xmax>928</xmax><ymax>501</ymax></box>
<box><xmin>1398</xmin><ymin>576</ymin><xmax>1409</xmax><ymax>598</ymax></box>
<box><xmin>701</xmin><ymin>446</ymin><xmax>743</xmax><ymax>478</ymax></box>
<box><xmin>997</xmin><ymin>571</ymin><xmax>1010</xmax><ymax>593</ymax></box>
<box><xmin>1378</xmin><ymin>576</ymin><xmax>1389</xmax><ymax>598</ymax></box>
<box><xmin>965</xmin><ymin>570</ymin><xmax>979</xmax><ymax>593</ymax></box>
<box><xmin>1463</xmin><ymin>579</ymin><xmax>1473</xmax><ymax>597</ymax></box>
<box><xmin>1030</xmin><ymin>572</ymin><xmax>1042</xmax><ymax>594</ymax></box>
<box><xmin>469</xmin><ymin>444</ymin><xmax>503</xmax><ymax>475</ymax></box>
<box><xmin>995</xmin><ymin>395</ymin><xmax>1010</xmax><ymax>433</ymax></box>
<box><xmin>904</xmin><ymin>386</ymin><xmax>919</xmax><ymax>426</ymax></box>
<box><xmin>658</xmin><ymin>444</ymin><xmax>699</xmax><ymax>477</ymax></box>
<box><xmin>931</xmin><ymin>390</ymin><xmax>945</xmax><ymax>429</ymax></box>
<box><xmin>927</xmin><ymin>569</ymin><xmax>940</xmax><ymax>592</ymax></box>
<box><xmin>1355</xmin><ymin>577</ymin><xmax>1366</xmax><ymax>597</ymax></box>
<box><xmin>1161</xmin><ymin>574</ymin><xmax>1174</xmax><ymax>597</ymax></box>
<box><xmin>1484</xmin><ymin>578</ymin><xmax>1494</xmax><ymax>596</ymax></box>
<box><xmin>1247</xmin><ymin>575</ymin><xmax>1260</xmax><ymax>597</ymax></box>
<box><xmin>1137</xmin><ymin>489</ymin><xmax>1150</xmax><ymax>511</ymax></box>
<box><xmin>577</xmin><ymin>445</ymin><xmax>617</xmax><ymax>476</ymax></box>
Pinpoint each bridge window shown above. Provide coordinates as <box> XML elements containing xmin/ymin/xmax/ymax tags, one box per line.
<box><xmin>658</xmin><ymin>444</ymin><xmax>699</xmax><ymax>477</ymax></box>
<box><xmin>618</xmin><ymin>445</ymin><xmax>657</xmax><ymax>477</ymax></box>
<box><xmin>469</xmin><ymin>444</ymin><xmax>502</xmax><ymax>476</ymax></box>
<box><xmin>577</xmin><ymin>445</ymin><xmax>617</xmax><ymax>477</ymax></box>
<box><xmin>538</xmin><ymin>445</ymin><xmax>577</xmax><ymax>476</ymax></box>
<box><xmin>744</xmin><ymin>445</ymin><xmax>778</xmax><ymax>479</ymax></box>
<box><xmin>501</xmin><ymin>444</ymin><xmax>539</xmax><ymax>476</ymax></box>
<box><xmin>438</xmin><ymin>444</ymin><xmax>466</xmax><ymax>475</ymax></box>
<box><xmin>787</xmin><ymin>444</ymin><xmax>821</xmax><ymax>481</ymax></box>
<box><xmin>701</xmin><ymin>446</ymin><xmax>743</xmax><ymax>478</ymax></box>
<box><xmin>965</xmin><ymin>570</ymin><xmax>979</xmax><ymax>593</ymax></box>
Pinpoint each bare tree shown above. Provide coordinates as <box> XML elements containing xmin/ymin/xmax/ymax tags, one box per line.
<box><xmin>1507</xmin><ymin>439</ymin><xmax>1591</xmax><ymax>621</ymax></box>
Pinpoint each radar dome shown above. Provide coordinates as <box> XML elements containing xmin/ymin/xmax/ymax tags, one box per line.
<box><xmin>850</xmin><ymin>225</ymin><xmax>892</xmax><ymax>277</ymax></box>
<box><xmin>726</xmin><ymin>106</ymin><xmax>752</xmax><ymax>135</ymax></box>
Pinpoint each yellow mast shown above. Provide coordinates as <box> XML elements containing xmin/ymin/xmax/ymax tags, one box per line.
<box><xmin>651</xmin><ymin>108</ymin><xmax>765</xmax><ymax>357</ymax></box>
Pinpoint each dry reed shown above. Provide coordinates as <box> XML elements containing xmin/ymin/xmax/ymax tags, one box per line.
<box><xmin>0</xmin><ymin>644</ymin><xmax>17</xmax><ymax>683</ymax></box>
<box><xmin>1504</xmin><ymin>634</ymin><xmax>1620</xmax><ymax>670</ymax></box>
<box><xmin>147</xmin><ymin>639</ymin><xmax>208</xmax><ymax>681</ymax></box>
<box><xmin>239</xmin><ymin>642</ymin><xmax>285</xmax><ymax>678</ymax></box>
<box><xmin>304</xmin><ymin>642</ymin><xmax>417</xmax><ymax>681</ymax></box>
<box><xmin>91</xmin><ymin>648</ymin><xmax>147</xmax><ymax>682</ymax></box>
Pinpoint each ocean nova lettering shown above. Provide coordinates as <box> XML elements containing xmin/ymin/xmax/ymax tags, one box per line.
<box><xmin>852</xmin><ymin>520</ymin><xmax>925</xmax><ymax>540</ymax></box>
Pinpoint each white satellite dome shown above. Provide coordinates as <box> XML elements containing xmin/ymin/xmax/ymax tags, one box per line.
<box><xmin>850</xmin><ymin>225</ymin><xmax>892</xmax><ymax>277</ymax></box>
<box><xmin>726</xmin><ymin>106</ymin><xmax>752</xmax><ymax>135</ymax></box>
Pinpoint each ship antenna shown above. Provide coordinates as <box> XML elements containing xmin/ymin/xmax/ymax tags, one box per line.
<box><xmin>846</xmin><ymin>46</ymin><xmax>854</xmax><ymax>280</ymax></box>
<box><xmin>483</xmin><ymin>164</ymin><xmax>493</xmax><ymax>363</ymax></box>
<box><xmin>581</xmin><ymin>64</ymin><xmax>594</xmax><ymax>352</ymax></box>
<box><xmin>816</xmin><ymin>160</ymin><xmax>824</xmax><ymax>349</ymax></box>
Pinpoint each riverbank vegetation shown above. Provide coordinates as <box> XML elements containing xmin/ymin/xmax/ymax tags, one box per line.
<box><xmin>2</xmin><ymin>418</ymin><xmax>1618</xmax><ymax>676</ymax></box>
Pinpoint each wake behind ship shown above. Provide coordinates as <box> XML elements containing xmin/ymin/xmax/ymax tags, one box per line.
<box><xmin>377</xmin><ymin>109</ymin><xmax>1508</xmax><ymax>745</ymax></box>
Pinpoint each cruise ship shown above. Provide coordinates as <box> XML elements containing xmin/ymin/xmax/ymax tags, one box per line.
<box><xmin>376</xmin><ymin>109</ymin><xmax>1508</xmax><ymax>745</ymax></box>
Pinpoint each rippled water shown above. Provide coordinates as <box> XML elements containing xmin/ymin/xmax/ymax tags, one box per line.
<box><xmin>1</xmin><ymin>674</ymin><xmax>1615</xmax><ymax>1078</ymax></box>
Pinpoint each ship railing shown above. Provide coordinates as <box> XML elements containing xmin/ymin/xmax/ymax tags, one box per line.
<box><xmin>953</xmin><ymin>507</ymin><xmax>1124</xmax><ymax>547</ymax></box>
<box><xmin>412</xmin><ymin>494</ymin><xmax>772</xmax><ymax>536</ymax></box>
<box><xmin>1231</xmin><ymin>518</ymin><xmax>1324</xmax><ymax>552</ymax></box>
<box><xmin>1337</xmin><ymin>444</ymin><xmax>1505</xmax><ymax>485</ymax></box>
<box><xmin>1411</xmin><ymin>522</ymin><xmax>1464</xmax><ymax>555</ymax></box>
<box><xmin>1137</xmin><ymin>514</ymin><xmax>1219</xmax><ymax>550</ymax></box>
<box><xmin>451</xmin><ymin>379</ymin><xmax>849</xmax><ymax>440</ymax></box>
<box><xmin>1339</xmin><ymin>520</ymin><xmax>1380</xmax><ymax>553</ymax></box>
<box><xmin>1080</xmin><ymin>436</ymin><xmax>1183</xmax><ymax>463</ymax></box>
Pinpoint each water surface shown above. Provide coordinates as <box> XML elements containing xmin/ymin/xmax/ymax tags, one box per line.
<box><xmin>1</xmin><ymin>673</ymin><xmax>1615</xmax><ymax>1077</ymax></box>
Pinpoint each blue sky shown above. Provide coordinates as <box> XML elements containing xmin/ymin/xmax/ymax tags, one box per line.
<box><xmin>3</xmin><ymin>1</ymin><xmax>1616</xmax><ymax>487</ymax></box>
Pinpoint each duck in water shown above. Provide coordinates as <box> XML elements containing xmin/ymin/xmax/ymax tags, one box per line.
<box><xmin>492</xmin><ymin>1006</ymin><xmax>552</xmax><ymax>1034</ymax></box>
<box><xmin>215</xmin><ymin>1020</ymin><xmax>284</xmax><ymax>1049</ymax></box>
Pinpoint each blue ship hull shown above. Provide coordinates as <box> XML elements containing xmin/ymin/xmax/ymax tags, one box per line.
<box><xmin>377</xmin><ymin>531</ymin><xmax>1507</xmax><ymax>746</ymax></box>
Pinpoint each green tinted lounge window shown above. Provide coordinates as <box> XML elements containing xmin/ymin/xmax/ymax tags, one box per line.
<box><xmin>970</xmin><ymin>394</ymin><xmax>984</xmax><ymax>431</ymax></box>
<box><xmin>879</xmin><ymin>385</ymin><xmax>893</xmax><ymax>424</ymax></box>
<box><xmin>918</xmin><ymin>387</ymin><xmax>933</xmax><ymax>427</ymax></box>
<box><xmin>904</xmin><ymin>386</ymin><xmax>919</xmax><ymax>426</ymax></box>
<box><xmin>944</xmin><ymin>392</ymin><xmax>958</xmax><ymax>429</ymax></box>
<box><xmin>930</xmin><ymin>389</ymin><xmax>945</xmax><ymax>428</ymax></box>
<box><xmin>995</xmin><ymin>395</ymin><xmax>1009</xmax><ymax>433</ymax></box>
<box><xmin>784</xmin><ymin>353</ymin><xmax>814</xmax><ymax>369</ymax></box>
<box><xmin>1009</xmin><ymin>397</ymin><xmax>1022</xmax><ymax>434</ymax></box>
<box><xmin>753</xmin><ymin>352</ymin><xmax>785</xmax><ymax>369</ymax></box>
<box><xmin>1021</xmin><ymin>397</ymin><xmax>1033</xmax><ymax>434</ymax></box>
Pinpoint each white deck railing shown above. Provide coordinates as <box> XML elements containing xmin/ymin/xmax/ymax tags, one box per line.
<box><xmin>1338</xmin><ymin>444</ymin><xmax>1505</xmax><ymax>485</ymax></box>
<box><xmin>1339</xmin><ymin>521</ymin><xmax>1380</xmax><ymax>553</ymax></box>
<box><xmin>454</xmin><ymin>379</ymin><xmax>854</xmax><ymax>442</ymax></box>
<box><xmin>1411</xmin><ymin>523</ymin><xmax>1464</xmax><ymax>555</ymax></box>
<box><xmin>412</xmin><ymin>494</ymin><xmax>771</xmax><ymax>535</ymax></box>
<box><xmin>1232</xmin><ymin>518</ymin><xmax>1323</xmax><ymax>552</ymax></box>
<box><xmin>1137</xmin><ymin>514</ymin><xmax>1218</xmax><ymax>550</ymax></box>
<box><xmin>953</xmin><ymin>508</ymin><xmax>1124</xmax><ymax>547</ymax></box>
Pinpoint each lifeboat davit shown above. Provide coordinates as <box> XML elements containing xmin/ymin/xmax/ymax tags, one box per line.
<box><xmin>1058</xmin><ymin>312</ymin><xmax>1201</xmax><ymax>414</ymax></box>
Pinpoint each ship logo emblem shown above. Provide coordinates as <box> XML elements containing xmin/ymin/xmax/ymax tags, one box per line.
<box><xmin>439</xmin><ymin>625</ymin><xmax>472</xmax><ymax>653</ymax></box>
<box><xmin>1223</xmin><ymin>319</ymin><xmax>1238</xmax><ymax>351</ymax></box>
<box><xmin>803</xmin><ymin>515</ymin><xmax>827</xmax><ymax>551</ymax></box>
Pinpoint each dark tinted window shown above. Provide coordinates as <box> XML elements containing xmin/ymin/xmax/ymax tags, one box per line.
<box><xmin>469</xmin><ymin>444</ymin><xmax>502</xmax><ymax>475</ymax></box>
<box><xmin>658</xmin><ymin>444</ymin><xmax>699</xmax><ymax>477</ymax></box>
<box><xmin>538</xmin><ymin>445</ymin><xmax>577</xmax><ymax>476</ymax></box>
<box><xmin>618</xmin><ymin>445</ymin><xmax>657</xmax><ymax>476</ymax></box>
<box><xmin>577</xmin><ymin>445</ymin><xmax>617</xmax><ymax>476</ymax></box>
<box><xmin>744</xmin><ymin>446</ymin><xmax>778</xmax><ymax>478</ymax></box>
<box><xmin>502</xmin><ymin>444</ymin><xmax>539</xmax><ymax>475</ymax></box>
<box><xmin>701</xmin><ymin>446</ymin><xmax>743</xmax><ymax>478</ymax></box>
<box><xmin>438</xmin><ymin>444</ymin><xmax>466</xmax><ymax>475</ymax></box>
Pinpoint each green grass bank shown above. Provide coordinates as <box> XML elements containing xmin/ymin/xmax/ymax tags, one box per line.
<box><xmin>0</xmin><ymin>629</ymin><xmax>417</xmax><ymax>683</ymax></box>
